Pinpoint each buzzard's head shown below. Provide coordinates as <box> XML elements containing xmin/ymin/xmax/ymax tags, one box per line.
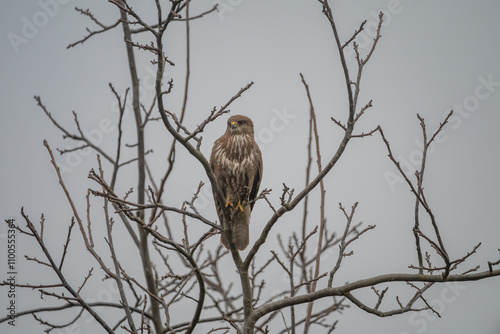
<box><xmin>226</xmin><ymin>115</ymin><xmax>254</xmax><ymax>136</ymax></box>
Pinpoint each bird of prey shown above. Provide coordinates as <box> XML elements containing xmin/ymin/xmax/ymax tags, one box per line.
<box><xmin>210</xmin><ymin>115</ymin><xmax>263</xmax><ymax>250</ymax></box>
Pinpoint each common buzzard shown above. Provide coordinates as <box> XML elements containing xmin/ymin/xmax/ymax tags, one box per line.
<box><xmin>210</xmin><ymin>115</ymin><xmax>263</xmax><ymax>250</ymax></box>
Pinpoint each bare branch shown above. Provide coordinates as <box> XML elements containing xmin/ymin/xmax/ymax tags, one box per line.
<box><xmin>254</xmin><ymin>269</ymin><xmax>500</xmax><ymax>320</ymax></box>
<box><xmin>67</xmin><ymin>7</ymin><xmax>121</xmax><ymax>48</ymax></box>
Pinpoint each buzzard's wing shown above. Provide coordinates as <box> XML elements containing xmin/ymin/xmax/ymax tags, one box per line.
<box><xmin>210</xmin><ymin>138</ymin><xmax>225</xmax><ymax>224</ymax></box>
<box><xmin>248</xmin><ymin>147</ymin><xmax>263</xmax><ymax>211</ymax></box>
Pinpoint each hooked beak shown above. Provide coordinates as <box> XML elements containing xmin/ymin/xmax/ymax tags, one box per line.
<box><xmin>230</xmin><ymin>121</ymin><xmax>237</xmax><ymax>129</ymax></box>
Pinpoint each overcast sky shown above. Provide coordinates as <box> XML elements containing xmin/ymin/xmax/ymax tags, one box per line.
<box><xmin>1</xmin><ymin>1</ymin><xmax>500</xmax><ymax>333</ymax></box>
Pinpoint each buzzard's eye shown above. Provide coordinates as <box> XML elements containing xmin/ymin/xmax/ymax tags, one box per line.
<box><xmin>238</xmin><ymin>120</ymin><xmax>244</xmax><ymax>125</ymax></box>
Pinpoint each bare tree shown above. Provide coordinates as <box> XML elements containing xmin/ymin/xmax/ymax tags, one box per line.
<box><xmin>2</xmin><ymin>1</ymin><xmax>500</xmax><ymax>334</ymax></box>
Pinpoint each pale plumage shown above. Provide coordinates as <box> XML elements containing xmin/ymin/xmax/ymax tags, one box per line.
<box><xmin>210</xmin><ymin>115</ymin><xmax>263</xmax><ymax>250</ymax></box>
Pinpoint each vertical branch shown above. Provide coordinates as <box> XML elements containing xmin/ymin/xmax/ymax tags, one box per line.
<box><xmin>321</xmin><ymin>1</ymin><xmax>355</xmax><ymax>128</ymax></box>
<box><xmin>416</xmin><ymin>114</ymin><xmax>451</xmax><ymax>277</ymax></box>
<box><xmin>108</xmin><ymin>84</ymin><xmax>141</xmax><ymax>248</ymax></box>
<box><xmin>300</xmin><ymin>100</ymin><xmax>314</xmax><ymax>290</ymax></box>
<box><xmin>180</xmin><ymin>0</ymin><xmax>190</xmax><ymax>121</ymax></box>
<box><xmin>413</xmin><ymin>115</ymin><xmax>427</xmax><ymax>274</ymax></box>
<box><xmin>327</xmin><ymin>203</ymin><xmax>360</xmax><ymax>286</ymax></box>
<box><xmin>108</xmin><ymin>84</ymin><xmax>128</xmax><ymax>190</ymax></box>
<box><xmin>98</xmin><ymin>156</ymin><xmax>137</xmax><ymax>333</ymax></box>
<box><xmin>117</xmin><ymin>3</ymin><xmax>163</xmax><ymax>333</ymax></box>
<box><xmin>300</xmin><ymin>73</ymin><xmax>326</xmax><ymax>334</ymax></box>
<box><xmin>149</xmin><ymin>0</ymin><xmax>191</xmax><ymax>224</ymax></box>
<box><xmin>288</xmin><ymin>245</ymin><xmax>297</xmax><ymax>334</ymax></box>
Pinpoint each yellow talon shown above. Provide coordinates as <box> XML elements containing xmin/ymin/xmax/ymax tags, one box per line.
<box><xmin>236</xmin><ymin>200</ymin><xmax>245</xmax><ymax>213</ymax></box>
<box><xmin>225</xmin><ymin>197</ymin><xmax>233</xmax><ymax>208</ymax></box>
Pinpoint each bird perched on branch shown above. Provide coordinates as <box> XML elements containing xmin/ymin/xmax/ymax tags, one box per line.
<box><xmin>210</xmin><ymin>115</ymin><xmax>263</xmax><ymax>250</ymax></box>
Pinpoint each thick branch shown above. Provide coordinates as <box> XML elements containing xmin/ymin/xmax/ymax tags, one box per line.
<box><xmin>254</xmin><ymin>270</ymin><xmax>500</xmax><ymax>319</ymax></box>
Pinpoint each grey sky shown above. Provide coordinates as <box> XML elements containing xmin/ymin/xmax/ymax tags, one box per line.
<box><xmin>1</xmin><ymin>0</ymin><xmax>500</xmax><ymax>333</ymax></box>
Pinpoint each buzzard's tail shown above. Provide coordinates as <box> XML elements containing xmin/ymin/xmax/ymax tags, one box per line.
<box><xmin>221</xmin><ymin>209</ymin><xmax>250</xmax><ymax>250</ymax></box>
<box><xmin>234</xmin><ymin>218</ymin><xmax>249</xmax><ymax>250</ymax></box>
